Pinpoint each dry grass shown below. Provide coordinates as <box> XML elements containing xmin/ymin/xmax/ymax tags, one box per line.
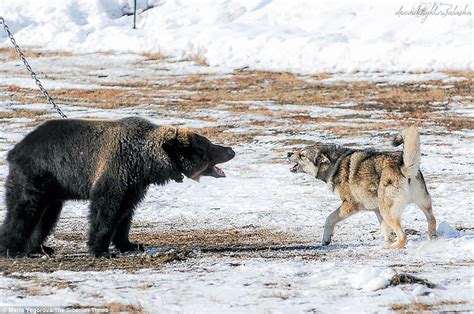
<box><xmin>193</xmin><ymin>126</ymin><xmax>259</xmax><ymax>144</ymax></box>
<box><xmin>391</xmin><ymin>300</ymin><xmax>467</xmax><ymax>312</ymax></box>
<box><xmin>0</xmin><ymin>48</ymin><xmax>72</xmax><ymax>62</ymax></box>
<box><xmin>434</xmin><ymin>115</ymin><xmax>474</xmax><ymax>131</ymax></box>
<box><xmin>52</xmin><ymin>89</ymin><xmax>135</xmax><ymax>108</ymax></box>
<box><xmin>100</xmin><ymin>81</ymin><xmax>152</xmax><ymax>88</ymax></box>
<box><xmin>185</xmin><ymin>54</ymin><xmax>209</xmax><ymax>66</ymax></box>
<box><xmin>313</xmin><ymin>72</ymin><xmax>332</xmax><ymax>80</ymax></box>
<box><xmin>107</xmin><ymin>303</ymin><xmax>144</xmax><ymax>313</ymax></box>
<box><xmin>142</xmin><ymin>51</ymin><xmax>166</xmax><ymax>61</ymax></box>
<box><xmin>0</xmin><ymin>109</ymin><xmax>50</xmax><ymax>121</ymax></box>
<box><xmin>0</xmin><ymin>68</ymin><xmax>472</xmax><ymax>145</ymax></box>
<box><xmin>444</xmin><ymin>70</ymin><xmax>474</xmax><ymax>79</ymax></box>
<box><xmin>24</xmin><ymin>287</ymin><xmax>48</xmax><ymax>296</ymax></box>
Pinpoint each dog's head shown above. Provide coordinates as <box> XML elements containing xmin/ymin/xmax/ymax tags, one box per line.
<box><xmin>163</xmin><ymin>128</ymin><xmax>235</xmax><ymax>181</ymax></box>
<box><xmin>287</xmin><ymin>144</ymin><xmax>333</xmax><ymax>178</ymax></box>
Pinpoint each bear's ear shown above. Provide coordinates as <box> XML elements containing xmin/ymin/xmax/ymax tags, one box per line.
<box><xmin>163</xmin><ymin>138</ymin><xmax>180</xmax><ymax>155</ymax></box>
<box><xmin>176</xmin><ymin>128</ymin><xmax>192</xmax><ymax>147</ymax></box>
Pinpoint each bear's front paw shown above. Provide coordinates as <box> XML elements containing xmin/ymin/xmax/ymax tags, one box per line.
<box><xmin>28</xmin><ymin>245</ymin><xmax>55</xmax><ymax>256</ymax></box>
<box><xmin>116</xmin><ymin>241</ymin><xmax>144</xmax><ymax>253</ymax></box>
<box><xmin>93</xmin><ymin>250</ymin><xmax>117</xmax><ymax>258</ymax></box>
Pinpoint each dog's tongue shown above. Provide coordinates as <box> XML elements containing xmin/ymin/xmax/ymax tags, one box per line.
<box><xmin>213</xmin><ymin>165</ymin><xmax>226</xmax><ymax>177</ymax></box>
<box><xmin>290</xmin><ymin>164</ymin><xmax>300</xmax><ymax>173</ymax></box>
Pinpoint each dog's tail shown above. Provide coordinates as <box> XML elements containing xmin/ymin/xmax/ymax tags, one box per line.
<box><xmin>392</xmin><ymin>125</ymin><xmax>420</xmax><ymax>178</ymax></box>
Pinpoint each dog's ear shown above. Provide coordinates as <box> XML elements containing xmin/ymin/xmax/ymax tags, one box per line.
<box><xmin>319</xmin><ymin>153</ymin><xmax>331</xmax><ymax>164</ymax></box>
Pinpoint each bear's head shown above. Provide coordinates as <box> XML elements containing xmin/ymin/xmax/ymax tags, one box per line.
<box><xmin>163</xmin><ymin>128</ymin><xmax>235</xmax><ymax>181</ymax></box>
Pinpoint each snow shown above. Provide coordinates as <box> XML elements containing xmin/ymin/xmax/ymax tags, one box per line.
<box><xmin>1</xmin><ymin>0</ymin><xmax>473</xmax><ymax>73</ymax></box>
<box><xmin>351</xmin><ymin>267</ymin><xmax>396</xmax><ymax>292</ymax></box>
<box><xmin>437</xmin><ymin>221</ymin><xmax>461</xmax><ymax>238</ymax></box>
<box><xmin>0</xmin><ymin>243</ymin><xmax>472</xmax><ymax>312</ymax></box>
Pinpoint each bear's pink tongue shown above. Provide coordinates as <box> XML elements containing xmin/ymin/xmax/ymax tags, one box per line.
<box><xmin>214</xmin><ymin>165</ymin><xmax>226</xmax><ymax>177</ymax></box>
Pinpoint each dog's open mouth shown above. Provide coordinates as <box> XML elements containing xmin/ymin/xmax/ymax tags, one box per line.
<box><xmin>290</xmin><ymin>163</ymin><xmax>301</xmax><ymax>173</ymax></box>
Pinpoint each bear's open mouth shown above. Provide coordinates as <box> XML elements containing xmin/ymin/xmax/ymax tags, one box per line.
<box><xmin>193</xmin><ymin>164</ymin><xmax>227</xmax><ymax>180</ymax></box>
<box><xmin>290</xmin><ymin>163</ymin><xmax>301</xmax><ymax>173</ymax></box>
<box><xmin>212</xmin><ymin>165</ymin><xmax>226</xmax><ymax>177</ymax></box>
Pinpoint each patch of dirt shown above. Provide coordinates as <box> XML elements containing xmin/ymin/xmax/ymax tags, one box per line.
<box><xmin>0</xmin><ymin>228</ymin><xmax>306</xmax><ymax>273</ymax></box>
<box><xmin>0</xmin><ymin>252</ymin><xmax>182</xmax><ymax>274</ymax></box>
<box><xmin>66</xmin><ymin>303</ymin><xmax>143</xmax><ymax>313</ymax></box>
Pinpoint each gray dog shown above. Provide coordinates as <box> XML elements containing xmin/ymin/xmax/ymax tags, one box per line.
<box><xmin>288</xmin><ymin>126</ymin><xmax>436</xmax><ymax>248</ymax></box>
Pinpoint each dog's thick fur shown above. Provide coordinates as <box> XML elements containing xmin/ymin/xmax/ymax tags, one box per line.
<box><xmin>0</xmin><ymin>117</ymin><xmax>235</xmax><ymax>257</ymax></box>
<box><xmin>288</xmin><ymin>126</ymin><xmax>436</xmax><ymax>248</ymax></box>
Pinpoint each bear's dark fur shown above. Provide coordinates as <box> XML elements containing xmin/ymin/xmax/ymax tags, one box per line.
<box><xmin>0</xmin><ymin>117</ymin><xmax>235</xmax><ymax>257</ymax></box>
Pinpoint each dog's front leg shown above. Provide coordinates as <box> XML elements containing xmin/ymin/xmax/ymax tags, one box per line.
<box><xmin>322</xmin><ymin>201</ymin><xmax>356</xmax><ymax>246</ymax></box>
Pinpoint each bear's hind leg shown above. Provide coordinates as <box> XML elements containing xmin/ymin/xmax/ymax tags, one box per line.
<box><xmin>26</xmin><ymin>199</ymin><xmax>64</xmax><ymax>255</ymax></box>
<box><xmin>0</xmin><ymin>170</ymin><xmax>46</xmax><ymax>256</ymax></box>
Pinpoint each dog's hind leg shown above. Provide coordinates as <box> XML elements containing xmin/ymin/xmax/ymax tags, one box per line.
<box><xmin>322</xmin><ymin>201</ymin><xmax>357</xmax><ymax>246</ymax></box>
<box><xmin>419</xmin><ymin>200</ymin><xmax>436</xmax><ymax>239</ymax></box>
<box><xmin>374</xmin><ymin>209</ymin><xmax>395</xmax><ymax>244</ymax></box>
<box><xmin>411</xmin><ymin>179</ymin><xmax>436</xmax><ymax>239</ymax></box>
<box><xmin>379</xmin><ymin>203</ymin><xmax>407</xmax><ymax>249</ymax></box>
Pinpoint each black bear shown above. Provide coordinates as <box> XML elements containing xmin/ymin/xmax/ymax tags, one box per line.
<box><xmin>0</xmin><ymin>117</ymin><xmax>235</xmax><ymax>257</ymax></box>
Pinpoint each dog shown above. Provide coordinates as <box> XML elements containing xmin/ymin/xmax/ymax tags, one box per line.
<box><xmin>0</xmin><ymin>117</ymin><xmax>235</xmax><ymax>257</ymax></box>
<box><xmin>287</xmin><ymin>126</ymin><xmax>436</xmax><ymax>248</ymax></box>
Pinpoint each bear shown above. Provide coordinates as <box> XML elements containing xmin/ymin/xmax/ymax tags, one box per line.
<box><xmin>0</xmin><ymin>117</ymin><xmax>235</xmax><ymax>257</ymax></box>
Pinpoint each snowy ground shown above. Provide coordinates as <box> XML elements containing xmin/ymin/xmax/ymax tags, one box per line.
<box><xmin>0</xmin><ymin>51</ymin><xmax>473</xmax><ymax>312</ymax></box>
<box><xmin>2</xmin><ymin>1</ymin><xmax>473</xmax><ymax>73</ymax></box>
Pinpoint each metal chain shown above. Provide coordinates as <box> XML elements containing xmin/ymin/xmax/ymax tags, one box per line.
<box><xmin>0</xmin><ymin>16</ymin><xmax>67</xmax><ymax>118</ymax></box>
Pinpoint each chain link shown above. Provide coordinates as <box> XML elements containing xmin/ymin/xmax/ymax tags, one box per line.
<box><xmin>0</xmin><ymin>16</ymin><xmax>67</xmax><ymax>118</ymax></box>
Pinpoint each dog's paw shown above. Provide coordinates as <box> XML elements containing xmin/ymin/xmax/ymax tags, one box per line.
<box><xmin>388</xmin><ymin>240</ymin><xmax>407</xmax><ymax>249</ymax></box>
<box><xmin>321</xmin><ymin>240</ymin><xmax>331</xmax><ymax>246</ymax></box>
